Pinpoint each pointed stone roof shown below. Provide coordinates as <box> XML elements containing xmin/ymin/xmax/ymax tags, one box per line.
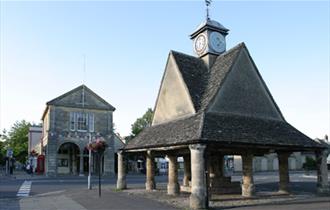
<box><xmin>125</xmin><ymin>43</ymin><xmax>323</xmax><ymax>151</ymax></box>
<box><xmin>171</xmin><ymin>51</ymin><xmax>208</xmax><ymax>111</ymax></box>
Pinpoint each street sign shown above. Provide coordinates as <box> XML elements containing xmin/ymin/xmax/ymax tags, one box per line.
<box><xmin>6</xmin><ymin>148</ymin><xmax>13</xmax><ymax>158</ymax></box>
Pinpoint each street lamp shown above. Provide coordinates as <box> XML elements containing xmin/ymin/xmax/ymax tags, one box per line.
<box><xmin>88</xmin><ymin>133</ymin><xmax>92</xmax><ymax>190</ymax></box>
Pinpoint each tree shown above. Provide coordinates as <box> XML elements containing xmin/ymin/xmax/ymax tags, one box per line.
<box><xmin>5</xmin><ymin>120</ymin><xmax>31</xmax><ymax>163</ymax></box>
<box><xmin>130</xmin><ymin>108</ymin><xmax>153</xmax><ymax>138</ymax></box>
<box><xmin>0</xmin><ymin>129</ymin><xmax>8</xmax><ymax>165</ymax></box>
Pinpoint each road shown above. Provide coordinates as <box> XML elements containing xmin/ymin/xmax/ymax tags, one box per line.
<box><xmin>0</xmin><ymin>171</ymin><xmax>329</xmax><ymax>210</ymax></box>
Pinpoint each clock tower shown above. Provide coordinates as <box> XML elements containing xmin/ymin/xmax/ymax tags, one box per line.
<box><xmin>191</xmin><ymin>1</ymin><xmax>229</xmax><ymax>68</ymax></box>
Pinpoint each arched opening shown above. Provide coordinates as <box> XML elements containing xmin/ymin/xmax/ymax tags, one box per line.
<box><xmin>57</xmin><ymin>142</ymin><xmax>80</xmax><ymax>175</ymax></box>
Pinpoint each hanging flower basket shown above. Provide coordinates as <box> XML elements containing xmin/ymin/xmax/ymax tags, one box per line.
<box><xmin>30</xmin><ymin>149</ymin><xmax>38</xmax><ymax>157</ymax></box>
<box><xmin>87</xmin><ymin>138</ymin><xmax>108</xmax><ymax>153</ymax></box>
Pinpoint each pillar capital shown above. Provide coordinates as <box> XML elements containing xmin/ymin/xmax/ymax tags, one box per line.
<box><xmin>277</xmin><ymin>151</ymin><xmax>291</xmax><ymax>158</ymax></box>
<box><xmin>189</xmin><ymin>144</ymin><xmax>206</xmax><ymax>151</ymax></box>
<box><xmin>117</xmin><ymin>150</ymin><xmax>124</xmax><ymax>155</ymax></box>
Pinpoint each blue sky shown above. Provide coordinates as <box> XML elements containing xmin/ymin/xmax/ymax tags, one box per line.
<box><xmin>0</xmin><ymin>0</ymin><xmax>329</xmax><ymax>138</ymax></box>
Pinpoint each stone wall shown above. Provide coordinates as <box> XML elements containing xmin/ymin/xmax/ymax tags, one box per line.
<box><xmin>44</xmin><ymin>106</ymin><xmax>115</xmax><ymax>176</ymax></box>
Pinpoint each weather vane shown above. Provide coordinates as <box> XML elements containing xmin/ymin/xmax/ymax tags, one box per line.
<box><xmin>205</xmin><ymin>0</ymin><xmax>212</xmax><ymax>20</ymax></box>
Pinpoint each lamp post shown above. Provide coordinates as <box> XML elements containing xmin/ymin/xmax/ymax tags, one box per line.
<box><xmin>88</xmin><ymin>133</ymin><xmax>92</xmax><ymax>190</ymax></box>
<box><xmin>87</xmin><ymin>138</ymin><xmax>107</xmax><ymax>197</ymax></box>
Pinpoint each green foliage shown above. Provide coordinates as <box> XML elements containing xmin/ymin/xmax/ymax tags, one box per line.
<box><xmin>5</xmin><ymin>120</ymin><xmax>31</xmax><ymax>163</ymax></box>
<box><xmin>303</xmin><ymin>156</ymin><xmax>317</xmax><ymax>170</ymax></box>
<box><xmin>0</xmin><ymin>129</ymin><xmax>8</xmax><ymax>165</ymax></box>
<box><xmin>130</xmin><ymin>108</ymin><xmax>153</xmax><ymax>138</ymax></box>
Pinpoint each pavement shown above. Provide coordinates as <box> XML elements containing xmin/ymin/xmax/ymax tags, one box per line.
<box><xmin>0</xmin><ymin>171</ymin><xmax>329</xmax><ymax>210</ymax></box>
<box><xmin>1</xmin><ymin>184</ymin><xmax>177</xmax><ymax>210</ymax></box>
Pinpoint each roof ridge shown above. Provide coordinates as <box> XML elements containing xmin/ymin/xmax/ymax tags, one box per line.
<box><xmin>199</xmin><ymin>42</ymin><xmax>245</xmax><ymax>110</ymax></box>
<box><xmin>46</xmin><ymin>84</ymin><xmax>115</xmax><ymax>111</ymax></box>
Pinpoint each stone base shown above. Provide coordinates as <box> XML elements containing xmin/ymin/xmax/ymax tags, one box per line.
<box><xmin>168</xmin><ymin>183</ymin><xmax>180</xmax><ymax>195</ymax></box>
<box><xmin>190</xmin><ymin>192</ymin><xmax>207</xmax><ymax>209</ymax></box>
<box><xmin>117</xmin><ymin>179</ymin><xmax>127</xmax><ymax>190</ymax></box>
<box><xmin>180</xmin><ymin>186</ymin><xmax>191</xmax><ymax>192</ymax></box>
<box><xmin>146</xmin><ymin>181</ymin><xmax>156</xmax><ymax>191</ymax></box>
<box><xmin>242</xmin><ymin>184</ymin><xmax>255</xmax><ymax>197</ymax></box>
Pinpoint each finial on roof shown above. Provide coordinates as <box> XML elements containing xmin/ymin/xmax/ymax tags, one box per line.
<box><xmin>205</xmin><ymin>0</ymin><xmax>212</xmax><ymax>20</ymax></box>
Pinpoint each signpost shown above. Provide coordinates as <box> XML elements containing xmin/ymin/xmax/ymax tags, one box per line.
<box><xmin>6</xmin><ymin>148</ymin><xmax>13</xmax><ymax>175</ymax></box>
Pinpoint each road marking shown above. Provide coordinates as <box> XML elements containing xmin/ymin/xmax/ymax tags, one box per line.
<box><xmin>17</xmin><ymin>181</ymin><xmax>32</xmax><ymax>197</ymax></box>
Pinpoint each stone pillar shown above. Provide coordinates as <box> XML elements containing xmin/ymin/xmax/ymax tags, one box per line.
<box><xmin>242</xmin><ymin>153</ymin><xmax>255</xmax><ymax>197</ymax></box>
<box><xmin>183</xmin><ymin>155</ymin><xmax>191</xmax><ymax>187</ymax></box>
<box><xmin>145</xmin><ymin>150</ymin><xmax>156</xmax><ymax>190</ymax></box>
<box><xmin>103</xmin><ymin>136</ymin><xmax>115</xmax><ymax>176</ymax></box>
<box><xmin>209</xmin><ymin>154</ymin><xmax>224</xmax><ymax>187</ymax></box>
<box><xmin>46</xmin><ymin>134</ymin><xmax>57</xmax><ymax>177</ymax></box>
<box><xmin>116</xmin><ymin>151</ymin><xmax>126</xmax><ymax>190</ymax></box>
<box><xmin>79</xmin><ymin>150</ymin><xmax>84</xmax><ymax>176</ymax></box>
<box><xmin>167</xmin><ymin>155</ymin><xmax>180</xmax><ymax>195</ymax></box>
<box><xmin>316</xmin><ymin>150</ymin><xmax>330</xmax><ymax>194</ymax></box>
<box><xmin>189</xmin><ymin>144</ymin><xmax>207</xmax><ymax>209</ymax></box>
<box><xmin>278</xmin><ymin>152</ymin><xmax>290</xmax><ymax>193</ymax></box>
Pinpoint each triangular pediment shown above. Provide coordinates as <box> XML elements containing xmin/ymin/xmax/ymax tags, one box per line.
<box><xmin>152</xmin><ymin>53</ymin><xmax>196</xmax><ymax>125</ymax></box>
<box><xmin>47</xmin><ymin>85</ymin><xmax>115</xmax><ymax>111</ymax></box>
<box><xmin>207</xmin><ymin>47</ymin><xmax>284</xmax><ymax>121</ymax></box>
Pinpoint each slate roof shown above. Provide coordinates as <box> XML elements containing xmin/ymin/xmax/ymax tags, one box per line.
<box><xmin>125</xmin><ymin>112</ymin><xmax>323</xmax><ymax>150</ymax></box>
<box><xmin>125</xmin><ymin>43</ymin><xmax>323</xmax><ymax>151</ymax></box>
<box><xmin>201</xmin><ymin>113</ymin><xmax>321</xmax><ymax>148</ymax></box>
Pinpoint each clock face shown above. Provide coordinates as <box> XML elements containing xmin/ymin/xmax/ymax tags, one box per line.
<box><xmin>194</xmin><ymin>34</ymin><xmax>207</xmax><ymax>54</ymax></box>
<box><xmin>209</xmin><ymin>32</ymin><xmax>225</xmax><ymax>52</ymax></box>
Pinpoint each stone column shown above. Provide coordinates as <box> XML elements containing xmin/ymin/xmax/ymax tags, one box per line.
<box><xmin>209</xmin><ymin>154</ymin><xmax>224</xmax><ymax>187</ymax></box>
<box><xmin>316</xmin><ymin>150</ymin><xmax>330</xmax><ymax>194</ymax></box>
<box><xmin>145</xmin><ymin>150</ymin><xmax>156</xmax><ymax>190</ymax></box>
<box><xmin>103</xmin><ymin>136</ymin><xmax>115</xmax><ymax>176</ymax></box>
<box><xmin>183</xmin><ymin>155</ymin><xmax>191</xmax><ymax>187</ymax></box>
<box><xmin>167</xmin><ymin>155</ymin><xmax>180</xmax><ymax>195</ymax></box>
<box><xmin>79</xmin><ymin>150</ymin><xmax>84</xmax><ymax>176</ymax></box>
<box><xmin>189</xmin><ymin>144</ymin><xmax>207</xmax><ymax>209</ymax></box>
<box><xmin>116</xmin><ymin>151</ymin><xmax>127</xmax><ymax>190</ymax></box>
<box><xmin>278</xmin><ymin>152</ymin><xmax>290</xmax><ymax>193</ymax></box>
<box><xmin>242</xmin><ymin>153</ymin><xmax>255</xmax><ymax>197</ymax></box>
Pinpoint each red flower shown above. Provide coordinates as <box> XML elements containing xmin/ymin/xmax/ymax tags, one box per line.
<box><xmin>87</xmin><ymin>138</ymin><xmax>108</xmax><ymax>153</ymax></box>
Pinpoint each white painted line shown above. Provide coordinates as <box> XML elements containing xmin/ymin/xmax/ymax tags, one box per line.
<box><xmin>17</xmin><ymin>181</ymin><xmax>32</xmax><ymax>197</ymax></box>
